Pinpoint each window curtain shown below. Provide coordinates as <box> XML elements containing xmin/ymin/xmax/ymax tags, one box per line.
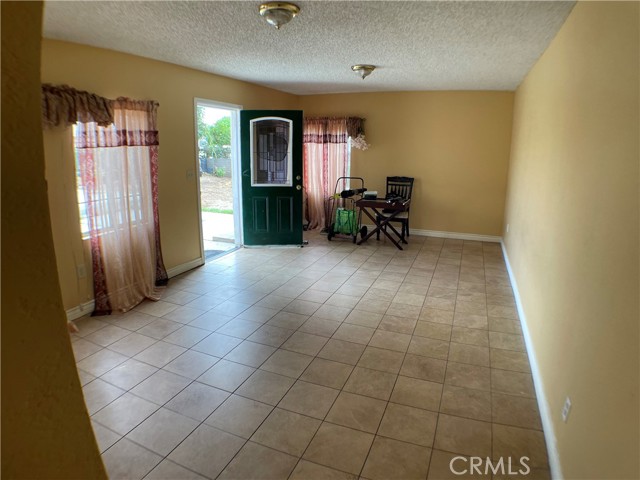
<box><xmin>303</xmin><ymin>117</ymin><xmax>363</xmax><ymax>230</ymax></box>
<box><xmin>75</xmin><ymin>97</ymin><xmax>168</xmax><ymax>315</ymax></box>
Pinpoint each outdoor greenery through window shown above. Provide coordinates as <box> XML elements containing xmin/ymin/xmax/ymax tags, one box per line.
<box><xmin>196</xmin><ymin>105</ymin><xmax>233</xmax><ymax>215</ymax></box>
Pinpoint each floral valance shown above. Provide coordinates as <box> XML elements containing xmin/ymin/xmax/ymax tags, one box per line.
<box><xmin>41</xmin><ymin>84</ymin><xmax>160</xmax><ymax>134</ymax></box>
<box><xmin>303</xmin><ymin>116</ymin><xmax>368</xmax><ymax>150</ymax></box>
<box><xmin>345</xmin><ymin>117</ymin><xmax>365</xmax><ymax>138</ymax></box>
<box><xmin>304</xmin><ymin>116</ymin><xmax>364</xmax><ymax>139</ymax></box>
<box><xmin>42</xmin><ymin>84</ymin><xmax>114</xmax><ymax>128</ymax></box>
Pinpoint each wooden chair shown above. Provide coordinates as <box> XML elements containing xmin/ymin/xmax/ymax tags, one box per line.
<box><xmin>376</xmin><ymin>176</ymin><xmax>415</xmax><ymax>241</ymax></box>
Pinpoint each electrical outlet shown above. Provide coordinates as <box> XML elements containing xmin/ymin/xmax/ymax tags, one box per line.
<box><xmin>76</xmin><ymin>264</ymin><xmax>87</xmax><ymax>279</ymax></box>
<box><xmin>562</xmin><ymin>397</ymin><xmax>572</xmax><ymax>422</ymax></box>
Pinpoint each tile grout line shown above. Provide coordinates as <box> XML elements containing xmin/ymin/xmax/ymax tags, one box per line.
<box><xmin>357</xmin><ymin>237</ymin><xmax>439</xmax><ymax>479</ymax></box>
<box><xmin>77</xmin><ymin>234</ymin><xmax>541</xmax><ymax>479</ymax></box>
<box><xmin>283</xmin><ymin>244</ymin><xmax>384</xmax><ymax>475</ymax></box>
<box><xmin>207</xmin><ymin>248</ymin><xmax>374</xmax><ymax>479</ymax></box>
<box><xmin>285</xmin><ymin>239</ymin><xmax>417</xmax><ymax>477</ymax></box>
<box><xmin>485</xmin><ymin>243</ymin><xmax>495</xmax><ymax>471</ymax></box>
<box><xmin>424</xmin><ymin>239</ymin><xmax>447</xmax><ymax>480</ymax></box>
<box><xmin>286</xmin><ymin>324</ymin><xmax>372</xmax><ymax>479</ymax></box>
<box><xmin>88</xmin><ymin>248</ymin><xmax>316</xmax><ymax>478</ymax></box>
<box><xmin>132</xmin><ymin>243</ymin><xmax>352</xmax><ymax>478</ymax></box>
<box><xmin>284</xmin><ymin>243</ymin><xmax>383</xmax><ymax>477</ymax></box>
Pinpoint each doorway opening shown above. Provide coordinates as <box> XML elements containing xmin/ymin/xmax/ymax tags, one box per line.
<box><xmin>194</xmin><ymin>99</ymin><xmax>242</xmax><ymax>262</ymax></box>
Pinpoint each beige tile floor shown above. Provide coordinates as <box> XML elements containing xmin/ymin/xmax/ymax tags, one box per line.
<box><xmin>72</xmin><ymin>232</ymin><xmax>550</xmax><ymax>480</ymax></box>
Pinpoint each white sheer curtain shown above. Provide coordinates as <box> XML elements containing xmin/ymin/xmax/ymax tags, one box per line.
<box><xmin>303</xmin><ymin>118</ymin><xmax>350</xmax><ymax>230</ymax></box>
<box><xmin>76</xmin><ymin>99</ymin><xmax>167</xmax><ymax>314</ymax></box>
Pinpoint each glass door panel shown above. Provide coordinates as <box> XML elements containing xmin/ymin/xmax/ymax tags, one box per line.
<box><xmin>250</xmin><ymin>117</ymin><xmax>292</xmax><ymax>186</ymax></box>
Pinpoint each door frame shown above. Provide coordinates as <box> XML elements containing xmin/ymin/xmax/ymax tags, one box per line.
<box><xmin>193</xmin><ymin>98</ymin><xmax>243</xmax><ymax>265</ymax></box>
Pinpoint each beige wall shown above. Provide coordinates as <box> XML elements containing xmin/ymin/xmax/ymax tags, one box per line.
<box><xmin>1</xmin><ymin>2</ymin><xmax>106</xmax><ymax>478</ymax></box>
<box><xmin>41</xmin><ymin>39</ymin><xmax>299</xmax><ymax>310</ymax></box>
<box><xmin>503</xmin><ymin>2</ymin><xmax>639</xmax><ymax>478</ymax></box>
<box><xmin>301</xmin><ymin>91</ymin><xmax>514</xmax><ymax>236</ymax></box>
<box><xmin>43</xmin><ymin>41</ymin><xmax>514</xmax><ymax>312</ymax></box>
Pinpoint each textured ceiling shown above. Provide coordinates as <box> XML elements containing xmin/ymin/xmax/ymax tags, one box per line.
<box><xmin>42</xmin><ymin>1</ymin><xmax>575</xmax><ymax>95</ymax></box>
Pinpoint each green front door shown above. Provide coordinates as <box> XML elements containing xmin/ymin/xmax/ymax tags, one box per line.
<box><xmin>240</xmin><ymin>110</ymin><xmax>303</xmax><ymax>246</ymax></box>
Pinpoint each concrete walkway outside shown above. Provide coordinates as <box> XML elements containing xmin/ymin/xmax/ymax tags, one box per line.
<box><xmin>202</xmin><ymin>211</ymin><xmax>236</xmax><ymax>256</ymax></box>
<box><xmin>202</xmin><ymin>211</ymin><xmax>235</xmax><ymax>241</ymax></box>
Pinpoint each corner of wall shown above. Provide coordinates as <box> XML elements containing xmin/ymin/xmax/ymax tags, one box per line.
<box><xmin>2</xmin><ymin>1</ymin><xmax>107</xmax><ymax>477</ymax></box>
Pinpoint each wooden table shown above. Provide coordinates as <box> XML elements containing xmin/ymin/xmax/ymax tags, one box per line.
<box><xmin>356</xmin><ymin>198</ymin><xmax>411</xmax><ymax>250</ymax></box>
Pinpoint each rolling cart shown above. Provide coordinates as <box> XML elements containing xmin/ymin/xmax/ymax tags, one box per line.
<box><xmin>327</xmin><ymin>176</ymin><xmax>368</xmax><ymax>243</ymax></box>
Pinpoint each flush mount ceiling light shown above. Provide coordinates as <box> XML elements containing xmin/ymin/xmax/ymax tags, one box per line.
<box><xmin>259</xmin><ymin>2</ymin><xmax>300</xmax><ymax>29</ymax></box>
<box><xmin>351</xmin><ymin>64</ymin><xmax>376</xmax><ymax>80</ymax></box>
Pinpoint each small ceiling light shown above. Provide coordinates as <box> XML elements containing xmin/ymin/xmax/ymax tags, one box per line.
<box><xmin>351</xmin><ymin>64</ymin><xmax>376</xmax><ymax>80</ymax></box>
<box><xmin>259</xmin><ymin>2</ymin><xmax>300</xmax><ymax>29</ymax></box>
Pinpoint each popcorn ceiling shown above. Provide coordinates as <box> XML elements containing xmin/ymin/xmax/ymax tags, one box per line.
<box><xmin>43</xmin><ymin>1</ymin><xmax>574</xmax><ymax>95</ymax></box>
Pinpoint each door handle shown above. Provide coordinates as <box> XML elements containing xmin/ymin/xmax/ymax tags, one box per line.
<box><xmin>242</xmin><ymin>170</ymin><xmax>249</xmax><ymax>177</ymax></box>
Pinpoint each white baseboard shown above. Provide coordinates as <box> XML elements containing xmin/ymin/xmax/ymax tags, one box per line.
<box><xmin>501</xmin><ymin>241</ymin><xmax>563</xmax><ymax>479</ymax></box>
<box><xmin>66</xmin><ymin>259</ymin><xmax>203</xmax><ymax>321</ymax></box>
<box><xmin>360</xmin><ymin>224</ymin><xmax>502</xmax><ymax>243</ymax></box>
<box><xmin>411</xmin><ymin>228</ymin><xmax>501</xmax><ymax>243</ymax></box>
<box><xmin>167</xmin><ymin>258</ymin><xmax>204</xmax><ymax>278</ymax></box>
<box><xmin>66</xmin><ymin>300</ymin><xmax>95</xmax><ymax>322</ymax></box>
<box><xmin>244</xmin><ymin>245</ymin><xmax>303</xmax><ymax>249</ymax></box>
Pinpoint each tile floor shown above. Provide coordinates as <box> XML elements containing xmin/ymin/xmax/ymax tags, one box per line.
<box><xmin>72</xmin><ymin>232</ymin><xmax>550</xmax><ymax>479</ymax></box>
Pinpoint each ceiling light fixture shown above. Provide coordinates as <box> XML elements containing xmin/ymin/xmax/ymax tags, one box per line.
<box><xmin>259</xmin><ymin>2</ymin><xmax>300</xmax><ymax>29</ymax></box>
<box><xmin>351</xmin><ymin>64</ymin><xmax>376</xmax><ymax>80</ymax></box>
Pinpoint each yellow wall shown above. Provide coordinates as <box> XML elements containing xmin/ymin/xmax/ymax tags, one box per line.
<box><xmin>301</xmin><ymin>91</ymin><xmax>514</xmax><ymax>236</ymax></box>
<box><xmin>1</xmin><ymin>3</ymin><xmax>106</xmax><ymax>478</ymax></box>
<box><xmin>503</xmin><ymin>2</ymin><xmax>639</xmax><ymax>478</ymax></box>
<box><xmin>41</xmin><ymin>39</ymin><xmax>299</xmax><ymax>310</ymax></box>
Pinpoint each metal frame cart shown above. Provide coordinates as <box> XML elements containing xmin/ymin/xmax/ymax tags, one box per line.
<box><xmin>327</xmin><ymin>176</ymin><xmax>368</xmax><ymax>243</ymax></box>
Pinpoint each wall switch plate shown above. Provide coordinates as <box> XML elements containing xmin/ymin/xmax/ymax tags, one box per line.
<box><xmin>506</xmin><ymin>223</ymin><xmax>510</xmax><ymax>233</ymax></box>
<box><xmin>186</xmin><ymin>168</ymin><xmax>195</xmax><ymax>180</ymax></box>
<box><xmin>562</xmin><ymin>397</ymin><xmax>572</xmax><ymax>422</ymax></box>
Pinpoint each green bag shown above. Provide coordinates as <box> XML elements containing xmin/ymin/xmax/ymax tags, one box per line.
<box><xmin>335</xmin><ymin>208</ymin><xmax>357</xmax><ymax>235</ymax></box>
